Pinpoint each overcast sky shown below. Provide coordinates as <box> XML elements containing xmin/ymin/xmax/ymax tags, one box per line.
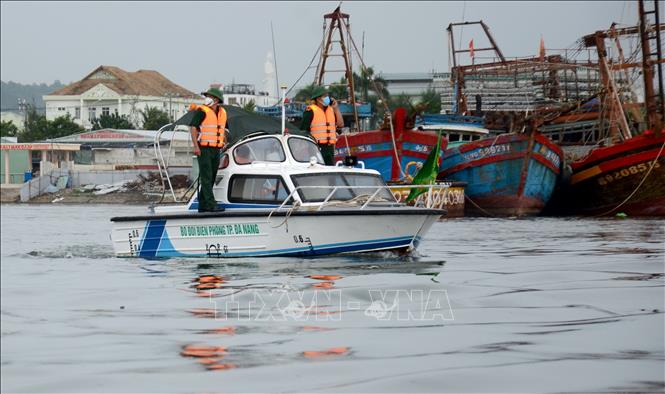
<box><xmin>1</xmin><ymin>1</ymin><xmax>639</xmax><ymax>94</ymax></box>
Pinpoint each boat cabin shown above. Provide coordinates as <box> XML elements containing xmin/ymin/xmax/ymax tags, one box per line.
<box><xmin>171</xmin><ymin>133</ymin><xmax>398</xmax><ymax>212</ymax></box>
<box><xmin>417</xmin><ymin>124</ymin><xmax>489</xmax><ymax>148</ymax></box>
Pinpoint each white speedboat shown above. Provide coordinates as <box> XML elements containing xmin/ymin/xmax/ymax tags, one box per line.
<box><xmin>110</xmin><ymin>92</ymin><xmax>447</xmax><ymax>259</ymax></box>
<box><xmin>110</xmin><ymin>132</ymin><xmax>446</xmax><ymax>258</ymax></box>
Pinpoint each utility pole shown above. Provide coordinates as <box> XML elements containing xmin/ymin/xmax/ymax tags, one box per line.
<box><xmin>18</xmin><ymin>98</ymin><xmax>28</xmax><ymax>130</ymax></box>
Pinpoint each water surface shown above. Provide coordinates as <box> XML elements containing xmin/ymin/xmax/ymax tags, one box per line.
<box><xmin>1</xmin><ymin>205</ymin><xmax>663</xmax><ymax>393</ymax></box>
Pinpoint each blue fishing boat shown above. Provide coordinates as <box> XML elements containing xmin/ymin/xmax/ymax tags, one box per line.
<box><xmin>438</xmin><ymin>131</ymin><xmax>563</xmax><ymax>216</ymax></box>
<box><xmin>333</xmin><ymin>109</ymin><xmax>445</xmax><ymax>181</ymax></box>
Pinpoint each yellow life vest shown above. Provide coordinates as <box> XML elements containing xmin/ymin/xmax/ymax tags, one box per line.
<box><xmin>194</xmin><ymin>104</ymin><xmax>227</xmax><ymax>148</ymax></box>
<box><xmin>308</xmin><ymin>104</ymin><xmax>337</xmax><ymax>145</ymax></box>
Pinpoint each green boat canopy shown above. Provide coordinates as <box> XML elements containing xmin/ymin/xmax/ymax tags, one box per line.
<box><xmin>167</xmin><ymin>105</ymin><xmax>309</xmax><ymax>147</ymax></box>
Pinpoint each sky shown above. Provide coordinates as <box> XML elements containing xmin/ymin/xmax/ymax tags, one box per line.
<box><xmin>0</xmin><ymin>1</ymin><xmax>640</xmax><ymax>94</ymax></box>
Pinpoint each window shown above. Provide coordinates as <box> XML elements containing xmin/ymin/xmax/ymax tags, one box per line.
<box><xmin>114</xmin><ymin>108</ymin><xmax>118</xmax><ymax>115</ymax></box>
<box><xmin>291</xmin><ymin>173</ymin><xmax>395</xmax><ymax>203</ymax></box>
<box><xmin>88</xmin><ymin>107</ymin><xmax>96</xmax><ymax>120</ymax></box>
<box><xmin>102</xmin><ymin>107</ymin><xmax>110</xmax><ymax>116</ymax></box>
<box><xmin>57</xmin><ymin>107</ymin><xmax>65</xmax><ymax>111</ymax></box>
<box><xmin>288</xmin><ymin>137</ymin><xmax>324</xmax><ymax>164</ymax></box>
<box><xmin>219</xmin><ymin>154</ymin><xmax>230</xmax><ymax>169</ymax></box>
<box><xmin>233</xmin><ymin>137</ymin><xmax>285</xmax><ymax>164</ymax></box>
<box><xmin>75</xmin><ymin>108</ymin><xmax>81</xmax><ymax>119</ymax></box>
<box><xmin>229</xmin><ymin>175</ymin><xmax>290</xmax><ymax>204</ymax></box>
<box><xmin>449</xmin><ymin>133</ymin><xmax>460</xmax><ymax>142</ymax></box>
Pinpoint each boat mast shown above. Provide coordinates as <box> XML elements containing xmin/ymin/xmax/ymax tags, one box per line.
<box><xmin>447</xmin><ymin>21</ymin><xmax>506</xmax><ymax>115</ymax></box>
<box><xmin>594</xmin><ymin>32</ymin><xmax>632</xmax><ymax>141</ymax></box>
<box><xmin>638</xmin><ymin>0</ymin><xmax>664</xmax><ymax>132</ymax></box>
<box><xmin>314</xmin><ymin>6</ymin><xmax>360</xmax><ymax>131</ymax></box>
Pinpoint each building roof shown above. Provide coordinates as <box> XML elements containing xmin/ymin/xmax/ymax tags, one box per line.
<box><xmin>380</xmin><ymin>72</ymin><xmax>436</xmax><ymax>82</ymax></box>
<box><xmin>49</xmin><ymin>66</ymin><xmax>198</xmax><ymax>98</ymax></box>
<box><xmin>45</xmin><ymin>128</ymin><xmax>191</xmax><ymax>144</ymax></box>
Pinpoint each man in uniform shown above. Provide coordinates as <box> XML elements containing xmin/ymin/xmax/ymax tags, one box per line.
<box><xmin>300</xmin><ymin>86</ymin><xmax>344</xmax><ymax>165</ymax></box>
<box><xmin>189</xmin><ymin>87</ymin><xmax>227</xmax><ymax>212</ymax></box>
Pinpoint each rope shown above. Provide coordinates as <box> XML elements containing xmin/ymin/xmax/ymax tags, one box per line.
<box><xmin>269</xmin><ymin>200</ymin><xmax>301</xmax><ymax>231</ymax></box>
<box><xmin>594</xmin><ymin>138</ymin><xmax>665</xmax><ymax>217</ymax></box>
<box><xmin>323</xmin><ymin>193</ymin><xmax>395</xmax><ymax>208</ymax></box>
<box><xmin>343</xmin><ymin>133</ymin><xmax>352</xmax><ymax>157</ymax></box>
<box><xmin>464</xmin><ymin>194</ymin><xmax>497</xmax><ymax>217</ymax></box>
<box><xmin>281</xmin><ymin>43</ymin><xmax>323</xmax><ymax>102</ymax></box>
<box><xmin>344</xmin><ymin>26</ymin><xmax>406</xmax><ymax>179</ymax></box>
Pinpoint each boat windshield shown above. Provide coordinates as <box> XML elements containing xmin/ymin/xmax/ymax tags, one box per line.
<box><xmin>288</xmin><ymin>137</ymin><xmax>325</xmax><ymax>164</ymax></box>
<box><xmin>233</xmin><ymin>137</ymin><xmax>286</xmax><ymax>164</ymax></box>
<box><xmin>291</xmin><ymin>173</ymin><xmax>396</xmax><ymax>203</ymax></box>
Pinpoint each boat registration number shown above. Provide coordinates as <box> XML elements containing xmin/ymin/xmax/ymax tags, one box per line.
<box><xmin>597</xmin><ymin>161</ymin><xmax>660</xmax><ymax>186</ymax></box>
<box><xmin>462</xmin><ymin>144</ymin><xmax>510</xmax><ymax>161</ymax></box>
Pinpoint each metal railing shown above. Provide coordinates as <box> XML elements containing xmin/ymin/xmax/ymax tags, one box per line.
<box><xmin>153</xmin><ymin>123</ymin><xmax>181</xmax><ymax>203</ymax></box>
<box><xmin>270</xmin><ymin>183</ymin><xmax>451</xmax><ymax>216</ymax></box>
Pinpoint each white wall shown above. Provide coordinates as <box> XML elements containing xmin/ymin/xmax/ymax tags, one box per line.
<box><xmin>224</xmin><ymin>94</ymin><xmax>277</xmax><ymax>108</ymax></box>
<box><xmin>44</xmin><ymin>98</ymin><xmax>80</xmax><ymax>122</ymax></box>
<box><xmin>91</xmin><ymin>146</ymin><xmax>192</xmax><ymax>167</ymax></box>
<box><xmin>45</xmin><ymin>94</ymin><xmax>203</xmax><ymax>130</ymax></box>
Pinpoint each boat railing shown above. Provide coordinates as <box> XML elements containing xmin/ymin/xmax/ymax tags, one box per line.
<box><xmin>270</xmin><ymin>183</ymin><xmax>451</xmax><ymax>216</ymax></box>
<box><xmin>153</xmin><ymin>122</ymin><xmax>180</xmax><ymax>204</ymax></box>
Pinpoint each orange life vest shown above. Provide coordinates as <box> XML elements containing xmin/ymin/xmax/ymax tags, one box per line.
<box><xmin>308</xmin><ymin>104</ymin><xmax>337</xmax><ymax>145</ymax></box>
<box><xmin>194</xmin><ymin>104</ymin><xmax>227</xmax><ymax>148</ymax></box>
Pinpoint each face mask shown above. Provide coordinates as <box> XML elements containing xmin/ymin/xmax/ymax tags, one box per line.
<box><xmin>203</xmin><ymin>96</ymin><xmax>215</xmax><ymax>106</ymax></box>
<box><xmin>322</xmin><ymin>96</ymin><xmax>331</xmax><ymax>106</ymax></box>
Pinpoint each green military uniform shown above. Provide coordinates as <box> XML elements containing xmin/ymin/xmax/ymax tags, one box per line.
<box><xmin>189</xmin><ymin>87</ymin><xmax>226</xmax><ymax>212</ymax></box>
<box><xmin>300</xmin><ymin>86</ymin><xmax>338</xmax><ymax>165</ymax></box>
<box><xmin>191</xmin><ymin>109</ymin><xmax>221</xmax><ymax>211</ymax></box>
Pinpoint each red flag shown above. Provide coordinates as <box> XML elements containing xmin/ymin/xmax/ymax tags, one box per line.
<box><xmin>469</xmin><ymin>39</ymin><xmax>475</xmax><ymax>58</ymax></box>
<box><xmin>539</xmin><ymin>36</ymin><xmax>545</xmax><ymax>61</ymax></box>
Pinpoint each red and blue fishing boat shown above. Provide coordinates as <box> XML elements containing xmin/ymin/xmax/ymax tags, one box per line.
<box><xmin>334</xmin><ymin>108</ymin><xmax>447</xmax><ymax>182</ymax></box>
<box><xmin>563</xmin><ymin>130</ymin><xmax>665</xmax><ymax>216</ymax></box>
<box><xmin>438</xmin><ymin>131</ymin><xmax>563</xmax><ymax>216</ymax></box>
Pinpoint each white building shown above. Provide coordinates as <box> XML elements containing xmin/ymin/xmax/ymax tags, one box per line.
<box><xmin>379</xmin><ymin>72</ymin><xmax>449</xmax><ymax>100</ymax></box>
<box><xmin>221</xmin><ymin>83</ymin><xmax>278</xmax><ymax>108</ymax></box>
<box><xmin>43</xmin><ymin>65</ymin><xmax>203</xmax><ymax>130</ymax></box>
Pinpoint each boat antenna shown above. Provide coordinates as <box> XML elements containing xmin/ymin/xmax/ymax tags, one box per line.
<box><xmin>281</xmin><ymin>85</ymin><xmax>287</xmax><ymax>135</ymax></box>
<box><xmin>271</xmin><ymin>21</ymin><xmax>280</xmax><ymax>101</ymax></box>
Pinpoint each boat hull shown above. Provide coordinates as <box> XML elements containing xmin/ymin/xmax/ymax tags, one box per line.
<box><xmin>335</xmin><ymin>128</ymin><xmax>445</xmax><ymax>182</ymax></box>
<box><xmin>389</xmin><ymin>181</ymin><xmax>466</xmax><ymax>218</ymax></box>
<box><xmin>438</xmin><ymin>132</ymin><xmax>563</xmax><ymax>216</ymax></box>
<box><xmin>110</xmin><ymin>209</ymin><xmax>442</xmax><ymax>258</ymax></box>
<box><xmin>563</xmin><ymin>132</ymin><xmax>665</xmax><ymax>216</ymax></box>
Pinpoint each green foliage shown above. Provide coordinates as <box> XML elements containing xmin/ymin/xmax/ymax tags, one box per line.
<box><xmin>1</xmin><ymin>80</ymin><xmax>66</xmax><ymax>111</ymax></box>
<box><xmin>294</xmin><ymin>84</ymin><xmax>318</xmax><ymax>103</ymax></box>
<box><xmin>19</xmin><ymin>106</ymin><xmax>84</xmax><ymax>142</ymax></box>
<box><xmin>0</xmin><ymin>120</ymin><xmax>19</xmax><ymax>137</ymax></box>
<box><xmin>91</xmin><ymin>113</ymin><xmax>135</xmax><ymax>130</ymax></box>
<box><xmin>416</xmin><ymin>88</ymin><xmax>442</xmax><ymax>115</ymax></box>
<box><xmin>389</xmin><ymin>94</ymin><xmax>414</xmax><ymax>111</ymax></box>
<box><xmin>242</xmin><ymin>100</ymin><xmax>256</xmax><ymax>113</ymax></box>
<box><xmin>328</xmin><ymin>77</ymin><xmax>349</xmax><ymax>100</ymax></box>
<box><xmin>353</xmin><ymin>66</ymin><xmax>389</xmax><ymax>102</ymax></box>
<box><xmin>140</xmin><ymin>106</ymin><xmax>171</xmax><ymax>130</ymax></box>
<box><xmin>49</xmin><ymin>114</ymin><xmax>85</xmax><ymax>138</ymax></box>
